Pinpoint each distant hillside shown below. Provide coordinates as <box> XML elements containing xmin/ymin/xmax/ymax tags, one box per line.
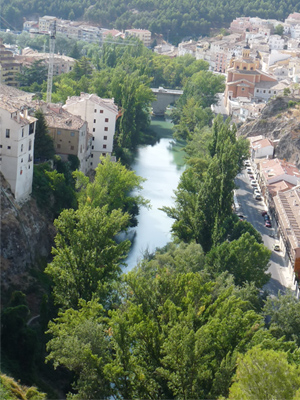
<box><xmin>2</xmin><ymin>0</ymin><xmax>300</xmax><ymax>41</ymax></box>
<box><xmin>238</xmin><ymin>95</ymin><xmax>300</xmax><ymax>167</ymax></box>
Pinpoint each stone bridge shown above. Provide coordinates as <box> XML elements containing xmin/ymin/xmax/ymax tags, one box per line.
<box><xmin>151</xmin><ymin>87</ymin><xmax>183</xmax><ymax>115</ymax></box>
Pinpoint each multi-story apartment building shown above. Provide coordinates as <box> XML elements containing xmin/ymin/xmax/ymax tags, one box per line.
<box><xmin>40</xmin><ymin>103</ymin><xmax>92</xmax><ymax>174</ymax></box>
<box><xmin>17</xmin><ymin>49</ymin><xmax>76</xmax><ymax>76</ymax></box>
<box><xmin>0</xmin><ymin>38</ymin><xmax>21</xmax><ymax>87</ymax></box>
<box><xmin>0</xmin><ymin>94</ymin><xmax>37</xmax><ymax>202</ymax></box>
<box><xmin>125</xmin><ymin>29</ymin><xmax>151</xmax><ymax>47</ymax></box>
<box><xmin>39</xmin><ymin>16</ymin><xmax>57</xmax><ymax>34</ymax></box>
<box><xmin>64</xmin><ymin>93</ymin><xmax>119</xmax><ymax>169</ymax></box>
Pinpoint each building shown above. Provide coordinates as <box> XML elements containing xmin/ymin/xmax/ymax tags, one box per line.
<box><xmin>17</xmin><ymin>49</ymin><xmax>76</xmax><ymax>76</ymax></box>
<box><xmin>0</xmin><ymin>91</ymin><xmax>37</xmax><ymax>202</ymax></box>
<box><xmin>39</xmin><ymin>16</ymin><xmax>57</xmax><ymax>34</ymax></box>
<box><xmin>225</xmin><ymin>44</ymin><xmax>278</xmax><ymax>107</ymax></box>
<box><xmin>125</xmin><ymin>29</ymin><xmax>151</xmax><ymax>47</ymax></box>
<box><xmin>249</xmin><ymin>136</ymin><xmax>274</xmax><ymax>159</ymax></box>
<box><xmin>40</xmin><ymin>103</ymin><xmax>92</xmax><ymax>174</ymax></box>
<box><xmin>0</xmin><ymin>38</ymin><xmax>21</xmax><ymax>87</ymax></box>
<box><xmin>64</xmin><ymin>93</ymin><xmax>119</xmax><ymax>169</ymax></box>
<box><xmin>273</xmin><ymin>186</ymin><xmax>300</xmax><ymax>276</ymax></box>
<box><xmin>268</xmin><ymin>35</ymin><xmax>285</xmax><ymax>50</ymax></box>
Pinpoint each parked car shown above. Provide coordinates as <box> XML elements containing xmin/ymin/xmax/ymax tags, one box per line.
<box><xmin>244</xmin><ymin>160</ymin><xmax>251</xmax><ymax>166</ymax></box>
<box><xmin>261</xmin><ymin>211</ymin><xmax>268</xmax><ymax>216</ymax></box>
<box><xmin>264</xmin><ymin>214</ymin><xmax>270</xmax><ymax>221</ymax></box>
<box><xmin>251</xmin><ymin>180</ymin><xmax>258</xmax><ymax>187</ymax></box>
<box><xmin>237</xmin><ymin>214</ymin><xmax>246</xmax><ymax>221</ymax></box>
<box><xmin>249</xmin><ymin>174</ymin><xmax>255</xmax><ymax>180</ymax></box>
<box><xmin>246</xmin><ymin>167</ymin><xmax>253</xmax><ymax>174</ymax></box>
<box><xmin>273</xmin><ymin>243</ymin><xmax>280</xmax><ymax>251</ymax></box>
<box><xmin>254</xmin><ymin>189</ymin><xmax>261</xmax><ymax>196</ymax></box>
<box><xmin>265</xmin><ymin>220</ymin><xmax>272</xmax><ymax>228</ymax></box>
<box><xmin>254</xmin><ymin>193</ymin><xmax>262</xmax><ymax>200</ymax></box>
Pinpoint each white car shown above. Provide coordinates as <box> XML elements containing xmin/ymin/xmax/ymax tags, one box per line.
<box><xmin>246</xmin><ymin>167</ymin><xmax>253</xmax><ymax>174</ymax></box>
<box><xmin>244</xmin><ymin>160</ymin><xmax>251</xmax><ymax>167</ymax></box>
<box><xmin>251</xmin><ymin>180</ymin><xmax>258</xmax><ymax>187</ymax></box>
<box><xmin>254</xmin><ymin>189</ymin><xmax>261</xmax><ymax>196</ymax></box>
<box><xmin>254</xmin><ymin>193</ymin><xmax>262</xmax><ymax>200</ymax></box>
<box><xmin>273</xmin><ymin>243</ymin><xmax>280</xmax><ymax>251</ymax></box>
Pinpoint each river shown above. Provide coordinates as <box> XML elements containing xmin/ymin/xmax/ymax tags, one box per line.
<box><xmin>124</xmin><ymin>116</ymin><xmax>186</xmax><ymax>271</ymax></box>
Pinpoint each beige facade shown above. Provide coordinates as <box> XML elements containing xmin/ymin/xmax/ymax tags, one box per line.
<box><xmin>125</xmin><ymin>29</ymin><xmax>151</xmax><ymax>47</ymax></box>
<box><xmin>39</xmin><ymin>16</ymin><xmax>57</xmax><ymax>34</ymax></box>
<box><xmin>40</xmin><ymin>103</ymin><xmax>91</xmax><ymax>174</ymax></box>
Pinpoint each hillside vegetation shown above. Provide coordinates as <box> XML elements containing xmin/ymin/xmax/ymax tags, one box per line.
<box><xmin>2</xmin><ymin>0</ymin><xmax>300</xmax><ymax>41</ymax></box>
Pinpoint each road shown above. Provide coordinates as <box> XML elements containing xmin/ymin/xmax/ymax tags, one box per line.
<box><xmin>235</xmin><ymin>169</ymin><xmax>290</xmax><ymax>296</ymax></box>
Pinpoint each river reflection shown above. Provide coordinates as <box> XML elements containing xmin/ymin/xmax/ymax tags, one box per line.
<box><xmin>124</xmin><ymin>117</ymin><xmax>185</xmax><ymax>271</ymax></box>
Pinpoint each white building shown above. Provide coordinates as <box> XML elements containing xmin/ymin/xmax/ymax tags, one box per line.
<box><xmin>268</xmin><ymin>35</ymin><xmax>285</xmax><ymax>50</ymax></box>
<box><xmin>0</xmin><ymin>96</ymin><xmax>37</xmax><ymax>202</ymax></box>
<box><xmin>64</xmin><ymin>93</ymin><xmax>119</xmax><ymax>169</ymax></box>
<box><xmin>249</xmin><ymin>136</ymin><xmax>274</xmax><ymax>159</ymax></box>
<box><xmin>125</xmin><ymin>29</ymin><xmax>151</xmax><ymax>47</ymax></box>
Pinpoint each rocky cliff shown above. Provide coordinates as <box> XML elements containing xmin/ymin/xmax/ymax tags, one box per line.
<box><xmin>238</xmin><ymin>96</ymin><xmax>300</xmax><ymax>167</ymax></box>
<box><xmin>1</xmin><ymin>173</ymin><xmax>55</xmax><ymax>298</ymax></box>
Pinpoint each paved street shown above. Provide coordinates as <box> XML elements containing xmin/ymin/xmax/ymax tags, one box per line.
<box><xmin>235</xmin><ymin>170</ymin><xmax>295</xmax><ymax>296</ymax></box>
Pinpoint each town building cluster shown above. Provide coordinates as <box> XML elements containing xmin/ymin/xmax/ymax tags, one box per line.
<box><xmin>246</xmin><ymin>135</ymin><xmax>300</xmax><ymax>290</ymax></box>
<box><xmin>0</xmin><ymin>84</ymin><xmax>119</xmax><ymax>202</ymax></box>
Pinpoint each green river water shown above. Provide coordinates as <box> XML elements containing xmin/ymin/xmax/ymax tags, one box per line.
<box><xmin>124</xmin><ymin>116</ymin><xmax>186</xmax><ymax>271</ymax></box>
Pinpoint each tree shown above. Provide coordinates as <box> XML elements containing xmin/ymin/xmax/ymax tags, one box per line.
<box><xmin>274</xmin><ymin>24</ymin><xmax>284</xmax><ymax>36</ymax></box>
<box><xmin>46</xmin><ymin>300</ymin><xmax>112</xmax><ymax>400</ymax></box>
<box><xmin>45</xmin><ymin>205</ymin><xmax>131</xmax><ymax>309</ymax></box>
<box><xmin>34</xmin><ymin>109</ymin><xmax>55</xmax><ymax>160</ymax></box>
<box><xmin>205</xmin><ymin>232</ymin><xmax>271</xmax><ymax>288</ymax></box>
<box><xmin>264</xmin><ymin>291</ymin><xmax>300</xmax><ymax>345</ymax></box>
<box><xmin>74</xmin><ymin>155</ymin><xmax>149</xmax><ymax>227</ymax></box>
<box><xmin>69</xmin><ymin>42</ymin><xmax>81</xmax><ymax>60</ymax></box>
<box><xmin>17</xmin><ymin>59</ymin><xmax>48</xmax><ymax>87</ymax></box>
<box><xmin>228</xmin><ymin>346</ymin><xmax>300</xmax><ymax>400</ymax></box>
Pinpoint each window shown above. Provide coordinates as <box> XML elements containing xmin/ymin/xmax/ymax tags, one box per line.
<box><xmin>100</xmin><ymin>110</ymin><xmax>103</xmax><ymax>113</ymax></box>
<box><xmin>71</xmin><ymin>146</ymin><xmax>74</xmax><ymax>150</ymax></box>
<box><xmin>92</xmin><ymin>137</ymin><xmax>95</xmax><ymax>141</ymax></box>
<box><xmin>104</xmin><ymin>127</ymin><xmax>108</xmax><ymax>131</ymax></box>
<box><xmin>57</xmin><ymin>144</ymin><xmax>61</xmax><ymax>149</ymax></box>
<box><xmin>91</xmin><ymin>162</ymin><xmax>93</xmax><ymax>166</ymax></box>
<box><xmin>29</xmin><ymin>123</ymin><xmax>34</xmax><ymax>135</ymax></box>
<box><xmin>71</xmin><ymin>132</ymin><xmax>75</xmax><ymax>137</ymax></box>
<box><xmin>92</xmin><ymin>146</ymin><xmax>94</xmax><ymax>149</ymax></box>
<box><xmin>241</xmin><ymin>88</ymin><xmax>245</xmax><ymax>91</ymax></box>
<box><xmin>102</xmin><ymin>153</ymin><xmax>106</xmax><ymax>156</ymax></box>
<box><xmin>28</xmin><ymin>154</ymin><xmax>32</xmax><ymax>162</ymax></box>
<box><xmin>22</xmin><ymin>128</ymin><xmax>24</xmax><ymax>137</ymax></box>
<box><xmin>243</xmin><ymin>67</ymin><xmax>246</xmax><ymax>70</ymax></box>
<box><xmin>20</xmin><ymin>169</ymin><xmax>23</xmax><ymax>175</ymax></box>
<box><xmin>7</xmin><ymin>146</ymin><xmax>11</xmax><ymax>149</ymax></box>
<box><xmin>29</xmin><ymin>140</ymin><xmax>32</xmax><ymax>151</ymax></box>
<box><xmin>256</xmin><ymin>89</ymin><xmax>259</xmax><ymax>93</ymax></box>
<box><xmin>263</xmin><ymin>90</ymin><xmax>266</xmax><ymax>93</ymax></box>
<box><xmin>93</xmin><ymin>128</ymin><xmax>95</xmax><ymax>132</ymax></box>
<box><xmin>103</xmin><ymin>136</ymin><xmax>107</xmax><ymax>140</ymax></box>
<box><xmin>94</xmin><ymin>109</ymin><xmax>97</xmax><ymax>113</ymax></box>
<box><xmin>250</xmin><ymin>67</ymin><xmax>253</xmax><ymax>70</ymax></box>
<box><xmin>6</xmin><ymin>129</ymin><xmax>10</xmax><ymax>138</ymax></box>
<box><xmin>57</xmin><ymin>130</ymin><xmax>61</xmax><ymax>135</ymax></box>
<box><xmin>21</xmin><ymin>158</ymin><xmax>23</xmax><ymax>163</ymax></box>
<box><xmin>0</xmin><ymin>145</ymin><xmax>2</xmax><ymax>148</ymax></box>
<box><xmin>21</xmin><ymin>144</ymin><xmax>23</xmax><ymax>152</ymax></box>
<box><xmin>274</xmin><ymin>91</ymin><xmax>277</xmax><ymax>94</ymax></box>
<box><xmin>103</xmin><ymin>144</ymin><xmax>107</xmax><ymax>149</ymax></box>
<box><xmin>269</xmin><ymin>90</ymin><xmax>271</xmax><ymax>93</ymax></box>
<box><xmin>105</xmin><ymin>118</ymin><xmax>109</xmax><ymax>122</ymax></box>
<box><xmin>91</xmin><ymin>154</ymin><xmax>94</xmax><ymax>158</ymax></box>
<box><xmin>94</xmin><ymin>119</ymin><xmax>96</xmax><ymax>123</ymax></box>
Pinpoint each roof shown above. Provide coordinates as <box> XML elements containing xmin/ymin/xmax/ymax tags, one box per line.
<box><xmin>0</xmin><ymin>96</ymin><xmax>37</xmax><ymax>125</ymax></box>
<box><xmin>274</xmin><ymin>186</ymin><xmax>300</xmax><ymax>249</ymax></box>
<box><xmin>259</xmin><ymin>158</ymin><xmax>300</xmax><ymax>181</ymax></box>
<box><xmin>43</xmin><ymin>105</ymin><xmax>85</xmax><ymax>131</ymax></box>
<box><xmin>0</xmin><ymin>84</ymin><xmax>35</xmax><ymax>100</ymax></box>
<box><xmin>251</xmin><ymin>138</ymin><xmax>273</xmax><ymax>149</ymax></box>
<box><xmin>65</xmin><ymin>93</ymin><xmax>118</xmax><ymax>115</ymax></box>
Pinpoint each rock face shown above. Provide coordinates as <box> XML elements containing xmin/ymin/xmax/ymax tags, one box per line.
<box><xmin>238</xmin><ymin>96</ymin><xmax>300</xmax><ymax>168</ymax></box>
<box><xmin>0</xmin><ymin>173</ymin><xmax>55</xmax><ymax>290</ymax></box>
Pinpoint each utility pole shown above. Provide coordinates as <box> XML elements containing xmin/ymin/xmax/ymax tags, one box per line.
<box><xmin>46</xmin><ymin>20</ymin><xmax>56</xmax><ymax>104</ymax></box>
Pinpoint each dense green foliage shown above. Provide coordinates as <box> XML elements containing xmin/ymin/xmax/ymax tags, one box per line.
<box><xmin>33</xmin><ymin>110</ymin><xmax>55</xmax><ymax>161</ymax></box>
<box><xmin>0</xmin><ymin>374</ymin><xmax>46</xmax><ymax>400</ymax></box>
<box><xmin>2</xmin><ymin>0</ymin><xmax>300</xmax><ymax>41</ymax></box>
